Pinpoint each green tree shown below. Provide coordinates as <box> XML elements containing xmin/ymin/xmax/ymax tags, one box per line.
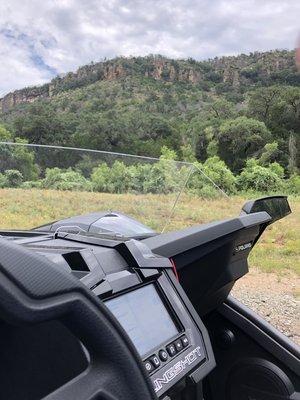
<box><xmin>218</xmin><ymin>116</ymin><xmax>271</xmax><ymax>172</ymax></box>
<box><xmin>206</xmin><ymin>99</ymin><xmax>236</xmax><ymax>119</ymax></box>
<box><xmin>247</xmin><ymin>86</ymin><xmax>300</xmax><ymax>171</ymax></box>
<box><xmin>10</xmin><ymin>138</ymin><xmax>39</xmax><ymax>180</ymax></box>
<box><xmin>0</xmin><ymin>126</ymin><xmax>39</xmax><ymax>180</ymax></box>
<box><xmin>13</xmin><ymin>102</ymin><xmax>70</xmax><ymax>145</ymax></box>
<box><xmin>258</xmin><ymin>142</ymin><xmax>279</xmax><ymax>165</ymax></box>
<box><xmin>180</xmin><ymin>144</ymin><xmax>197</xmax><ymax>162</ymax></box>
<box><xmin>247</xmin><ymin>86</ymin><xmax>282</xmax><ymax>121</ymax></box>
<box><xmin>0</xmin><ymin>124</ymin><xmax>12</xmax><ymax>140</ymax></box>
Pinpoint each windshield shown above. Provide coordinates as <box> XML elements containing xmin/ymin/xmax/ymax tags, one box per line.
<box><xmin>0</xmin><ymin>141</ymin><xmax>233</xmax><ymax>237</ymax></box>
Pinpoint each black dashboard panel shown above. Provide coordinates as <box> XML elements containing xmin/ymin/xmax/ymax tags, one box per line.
<box><xmin>0</xmin><ymin>211</ymin><xmax>272</xmax><ymax>398</ymax></box>
<box><xmin>1</xmin><ymin>232</ymin><xmax>215</xmax><ymax>397</ymax></box>
<box><xmin>3</xmin><ymin>231</ymin><xmax>215</xmax><ymax>398</ymax></box>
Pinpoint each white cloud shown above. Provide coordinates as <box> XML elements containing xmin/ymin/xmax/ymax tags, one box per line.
<box><xmin>0</xmin><ymin>0</ymin><xmax>299</xmax><ymax>95</ymax></box>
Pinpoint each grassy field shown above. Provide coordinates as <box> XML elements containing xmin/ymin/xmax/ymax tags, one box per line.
<box><xmin>0</xmin><ymin>188</ymin><xmax>299</xmax><ymax>276</ymax></box>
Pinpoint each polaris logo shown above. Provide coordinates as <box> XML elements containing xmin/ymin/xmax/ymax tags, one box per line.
<box><xmin>153</xmin><ymin>347</ymin><xmax>202</xmax><ymax>393</ymax></box>
<box><xmin>234</xmin><ymin>242</ymin><xmax>252</xmax><ymax>253</ymax></box>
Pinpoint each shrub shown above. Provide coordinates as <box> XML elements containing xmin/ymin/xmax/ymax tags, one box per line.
<box><xmin>4</xmin><ymin>169</ymin><xmax>23</xmax><ymax>187</ymax></box>
<box><xmin>268</xmin><ymin>162</ymin><xmax>284</xmax><ymax>179</ymax></box>
<box><xmin>0</xmin><ymin>124</ymin><xmax>12</xmax><ymax>140</ymax></box>
<box><xmin>108</xmin><ymin>161</ymin><xmax>135</xmax><ymax>193</ymax></box>
<box><xmin>0</xmin><ymin>134</ymin><xmax>39</xmax><ymax>181</ymax></box>
<box><xmin>190</xmin><ymin>157</ymin><xmax>236</xmax><ymax>195</ymax></box>
<box><xmin>142</xmin><ymin>163</ymin><xmax>168</xmax><ymax>194</ymax></box>
<box><xmin>203</xmin><ymin>157</ymin><xmax>236</xmax><ymax>194</ymax></box>
<box><xmin>76</xmin><ymin>155</ymin><xmax>99</xmax><ymax>178</ymax></box>
<box><xmin>145</xmin><ymin>147</ymin><xmax>182</xmax><ymax>194</ymax></box>
<box><xmin>42</xmin><ymin>168</ymin><xmax>92</xmax><ymax>191</ymax></box>
<box><xmin>21</xmin><ymin>181</ymin><xmax>42</xmax><ymax>189</ymax></box>
<box><xmin>92</xmin><ymin>161</ymin><xmax>136</xmax><ymax>193</ymax></box>
<box><xmin>0</xmin><ymin>173</ymin><xmax>7</xmax><ymax>188</ymax></box>
<box><xmin>237</xmin><ymin>159</ymin><xmax>284</xmax><ymax>192</ymax></box>
<box><xmin>91</xmin><ymin>147</ymin><xmax>184</xmax><ymax>195</ymax></box>
<box><xmin>91</xmin><ymin>163</ymin><xmax>111</xmax><ymax>192</ymax></box>
<box><xmin>129</xmin><ymin>163</ymin><xmax>153</xmax><ymax>193</ymax></box>
<box><xmin>286</xmin><ymin>174</ymin><xmax>300</xmax><ymax>194</ymax></box>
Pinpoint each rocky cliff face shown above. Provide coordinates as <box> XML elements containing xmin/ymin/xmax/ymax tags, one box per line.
<box><xmin>210</xmin><ymin>50</ymin><xmax>295</xmax><ymax>85</ymax></box>
<box><xmin>0</xmin><ymin>50</ymin><xmax>296</xmax><ymax>113</ymax></box>
<box><xmin>0</xmin><ymin>85</ymin><xmax>49</xmax><ymax>113</ymax></box>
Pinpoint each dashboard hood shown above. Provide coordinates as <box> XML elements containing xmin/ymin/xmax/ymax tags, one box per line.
<box><xmin>34</xmin><ymin>211</ymin><xmax>156</xmax><ymax>239</ymax></box>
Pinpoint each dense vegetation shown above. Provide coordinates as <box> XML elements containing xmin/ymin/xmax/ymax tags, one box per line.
<box><xmin>0</xmin><ymin>140</ymin><xmax>299</xmax><ymax>196</ymax></box>
<box><xmin>0</xmin><ymin>50</ymin><xmax>299</xmax><ymax>193</ymax></box>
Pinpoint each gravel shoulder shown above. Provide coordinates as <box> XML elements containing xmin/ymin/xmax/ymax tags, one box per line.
<box><xmin>232</xmin><ymin>268</ymin><xmax>300</xmax><ymax>346</ymax></box>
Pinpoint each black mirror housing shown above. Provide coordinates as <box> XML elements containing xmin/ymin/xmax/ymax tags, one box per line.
<box><xmin>241</xmin><ymin>195</ymin><xmax>291</xmax><ymax>224</ymax></box>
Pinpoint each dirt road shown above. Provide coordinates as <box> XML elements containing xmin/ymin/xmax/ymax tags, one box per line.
<box><xmin>232</xmin><ymin>268</ymin><xmax>300</xmax><ymax>346</ymax></box>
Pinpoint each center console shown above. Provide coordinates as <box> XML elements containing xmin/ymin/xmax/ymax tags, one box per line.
<box><xmin>12</xmin><ymin>233</ymin><xmax>216</xmax><ymax>398</ymax></box>
<box><xmin>105</xmin><ymin>272</ymin><xmax>214</xmax><ymax>397</ymax></box>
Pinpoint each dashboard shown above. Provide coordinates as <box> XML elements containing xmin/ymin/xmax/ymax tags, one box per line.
<box><xmin>2</xmin><ymin>210</ymin><xmax>271</xmax><ymax>398</ymax></box>
<box><xmin>5</xmin><ymin>231</ymin><xmax>217</xmax><ymax>398</ymax></box>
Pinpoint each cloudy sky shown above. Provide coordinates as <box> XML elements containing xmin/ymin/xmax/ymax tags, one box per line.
<box><xmin>0</xmin><ymin>0</ymin><xmax>299</xmax><ymax>95</ymax></box>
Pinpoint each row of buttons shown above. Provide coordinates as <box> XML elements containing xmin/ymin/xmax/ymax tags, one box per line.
<box><xmin>144</xmin><ymin>335</ymin><xmax>189</xmax><ymax>373</ymax></box>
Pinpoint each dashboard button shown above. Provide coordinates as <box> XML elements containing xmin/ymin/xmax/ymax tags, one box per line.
<box><xmin>159</xmin><ymin>349</ymin><xmax>168</xmax><ymax>362</ymax></box>
<box><xmin>181</xmin><ymin>335</ymin><xmax>189</xmax><ymax>348</ymax></box>
<box><xmin>150</xmin><ymin>355</ymin><xmax>161</xmax><ymax>369</ymax></box>
<box><xmin>174</xmin><ymin>339</ymin><xmax>183</xmax><ymax>352</ymax></box>
<box><xmin>144</xmin><ymin>360</ymin><xmax>155</xmax><ymax>373</ymax></box>
<box><xmin>166</xmin><ymin>343</ymin><xmax>177</xmax><ymax>357</ymax></box>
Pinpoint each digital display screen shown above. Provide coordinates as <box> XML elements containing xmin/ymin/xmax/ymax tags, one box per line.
<box><xmin>105</xmin><ymin>284</ymin><xmax>179</xmax><ymax>356</ymax></box>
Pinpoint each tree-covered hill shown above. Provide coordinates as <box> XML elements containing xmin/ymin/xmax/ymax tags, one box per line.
<box><xmin>0</xmin><ymin>50</ymin><xmax>299</xmax><ymax>178</ymax></box>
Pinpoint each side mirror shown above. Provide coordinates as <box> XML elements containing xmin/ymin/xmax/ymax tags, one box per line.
<box><xmin>241</xmin><ymin>196</ymin><xmax>291</xmax><ymax>224</ymax></box>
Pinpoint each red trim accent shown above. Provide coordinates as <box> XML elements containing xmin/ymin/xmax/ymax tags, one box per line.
<box><xmin>170</xmin><ymin>258</ymin><xmax>179</xmax><ymax>281</ymax></box>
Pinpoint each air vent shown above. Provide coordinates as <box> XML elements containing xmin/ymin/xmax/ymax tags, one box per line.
<box><xmin>63</xmin><ymin>251</ymin><xmax>90</xmax><ymax>272</ymax></box>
